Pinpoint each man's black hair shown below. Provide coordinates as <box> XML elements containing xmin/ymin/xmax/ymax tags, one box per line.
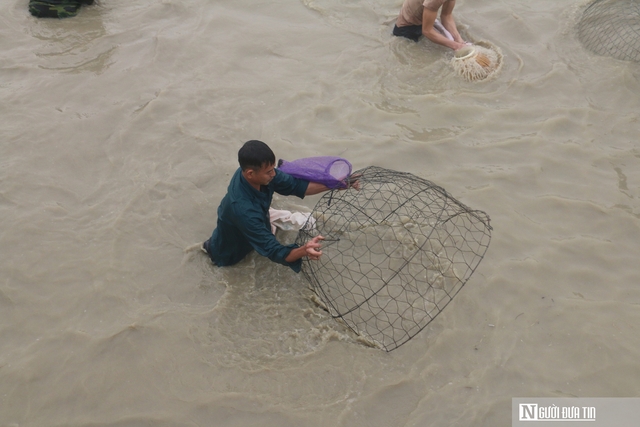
<box><xmin>238</xmin><ymin>140</ymin><xmax>276</xmax><ymax>171</ymax></box>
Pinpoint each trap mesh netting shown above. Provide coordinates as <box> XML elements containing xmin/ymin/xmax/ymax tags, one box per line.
<box><xmin>577</xmin><ymin>0</ymin><xmax>640</xmax><ymax>61</ymax></box>
<box><xmin>296</xmin><ymin>166</ymin><xmax>492</xmax><ymax>351</ymax></box>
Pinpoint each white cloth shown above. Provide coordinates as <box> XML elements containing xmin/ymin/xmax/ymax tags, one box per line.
<box><xmin>269</xmin><ymin>208</ymin><xmax>316</xmax><ymax>235</ymax></box>
<box><xmin>433</xmin><ymin>19</ymin><xmax>454</xmax><ymax>41</ymax></box>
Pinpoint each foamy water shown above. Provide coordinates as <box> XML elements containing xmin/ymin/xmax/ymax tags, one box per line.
<box><xmin>1</xmin><ymin>0</ymin><xmax>639</xmax><ymax>425</ymax></box>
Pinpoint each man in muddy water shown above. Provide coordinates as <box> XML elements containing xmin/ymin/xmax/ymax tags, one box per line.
<box><xmin>202</xmin><ymin>140</ymin><xmax>331</xmax><ymax>272</ymax></box>
<box><xmin>393</xmin><ymin>0</ymin><xmax>467</xmax><ymax>50</ymax></box>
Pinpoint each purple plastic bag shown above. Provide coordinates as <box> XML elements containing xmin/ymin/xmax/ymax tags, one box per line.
<box><xmin>278</xmin><ymin>156</ymin><xmax>352</xmax><ymax>189</ymax></box>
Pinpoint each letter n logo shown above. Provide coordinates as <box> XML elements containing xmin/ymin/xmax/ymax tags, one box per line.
<box><xmin>519</xmin><ymin>404</ymin><xmax>538</xmax><ymax>421</ymax></box>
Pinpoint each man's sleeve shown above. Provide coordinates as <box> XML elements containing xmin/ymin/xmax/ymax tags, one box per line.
<box><xmin>232</xmin><ymin>203</ymin><xmax>303</xmax><ymax>272</ymax></box>
<box><xmin>271</xmin><ymin>169</ymin><xmax>309</xmax><ymax>198</ymax></box>
<box><xmin>423</xmin><ymin>0</ymin><xmax>447</xmax><ymax>12</ymax></box>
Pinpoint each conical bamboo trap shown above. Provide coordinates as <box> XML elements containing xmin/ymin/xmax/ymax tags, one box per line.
<box><xmin>451</xmin><ymin>41</ymin><xmax>503</xmax><ymax>82</ymax></box>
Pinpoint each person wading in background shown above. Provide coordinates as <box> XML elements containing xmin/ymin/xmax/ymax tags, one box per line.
<box><xmin>393</xmin><ymin>0</ymin><xmax>467</xmax><ymax>50</ymax></box>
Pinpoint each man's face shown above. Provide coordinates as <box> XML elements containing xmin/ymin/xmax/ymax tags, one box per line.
<box><xmin>245</xmin><ymin>162</ymin><xmax>276</xmax><ymax>187</ymax></box>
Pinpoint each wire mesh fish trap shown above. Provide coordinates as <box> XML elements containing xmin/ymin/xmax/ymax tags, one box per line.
<box><xmin>296</xmin><ymin>166</ymin><xmax>492</xmax><ymax>351</ymax></box>
<box><xmin>577</xmin><ymin>0</ymin><xmax>640</xmax><ymax>62</ymax></box>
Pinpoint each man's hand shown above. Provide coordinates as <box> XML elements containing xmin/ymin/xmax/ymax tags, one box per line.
<box><xmin>452</xmin><ymin>41</ymin><xmax>469</xmax><ymax>51</ymax></box>
<box><xmin>304</xmin><ymin>235</ymin><xmax>325</xmax><ymax>260</ymax></box>
<box><xmin>285</xmin><ymin>235</ymin><xmax>325</xmax><ymax>263</ymax></box>
<box><xmin>341</xmin><ymin>174</ymin><xmax>361</xmax><ymax>191</ymax></box>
